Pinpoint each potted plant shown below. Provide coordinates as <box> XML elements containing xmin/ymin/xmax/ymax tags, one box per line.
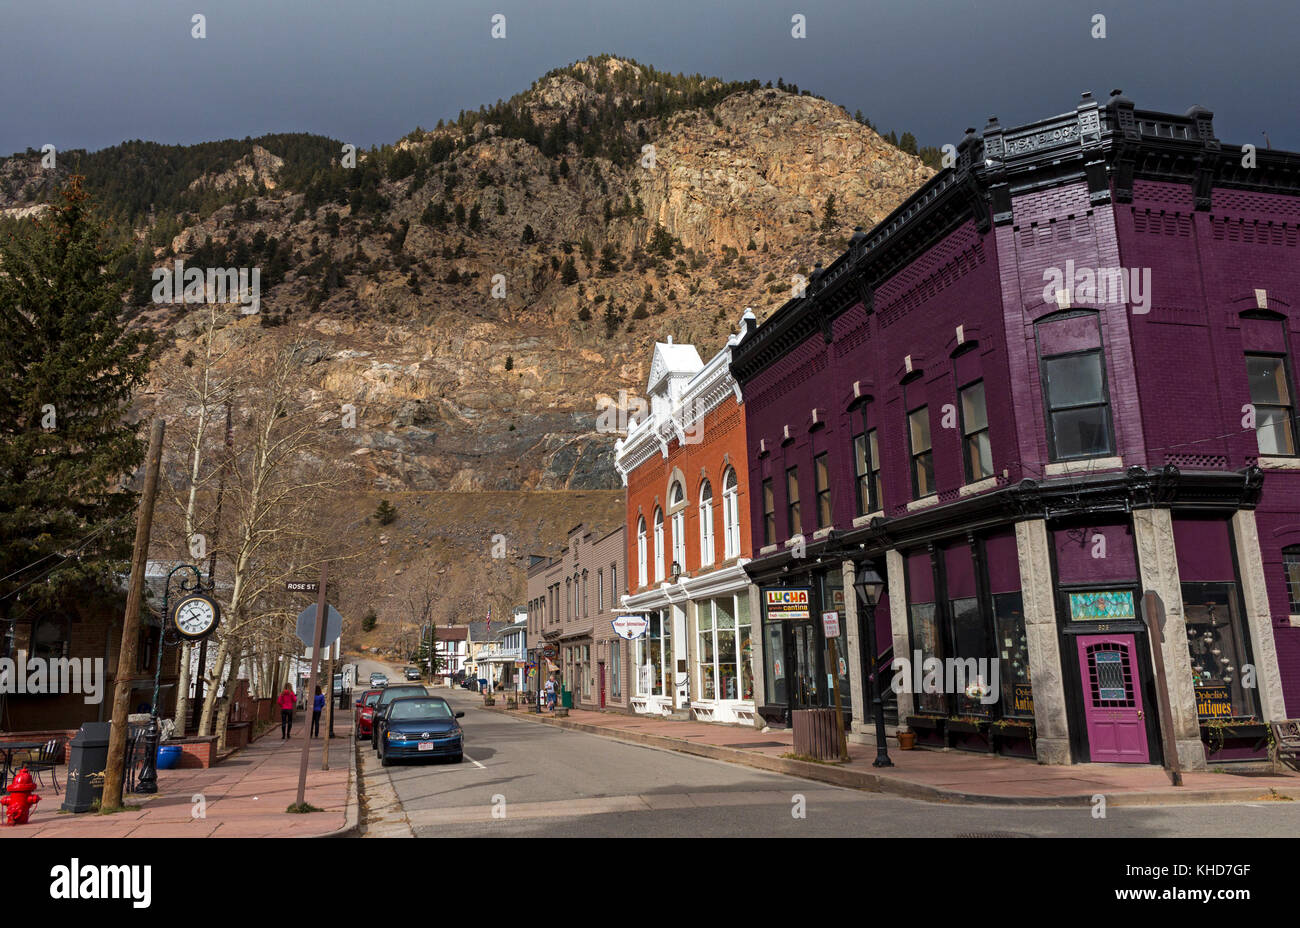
<box><xmin>897</xmin><ymin>730</ymin><xmax>916</xmax><ymax>750</ymax></box>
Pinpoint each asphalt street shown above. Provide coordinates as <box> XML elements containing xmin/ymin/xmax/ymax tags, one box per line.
<box><xmin>349</xmin><ymin>659</ymin><xmax>1300</xmax><ymax>838</ymax></box>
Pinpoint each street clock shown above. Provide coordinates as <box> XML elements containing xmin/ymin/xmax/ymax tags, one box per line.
<box><xmin>171</xmin><ymin>593</ymin><xmax>221</xmax><ymax>640</ymax></box>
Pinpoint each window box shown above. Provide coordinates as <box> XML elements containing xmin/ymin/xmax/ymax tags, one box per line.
<box><xmin>991</xmin><ymin>719</ymin><xmax>1036</xmax><ymax>758</ymax></box>
<box><xmin>1201</xmin><ymin>720</ymin><xmax>1269</xmax><ymax>762</ymax></box>
<box><xmin>945</xmin><ymin>716</ymin><xmax>994</xmax><ymax>753</ymax></box>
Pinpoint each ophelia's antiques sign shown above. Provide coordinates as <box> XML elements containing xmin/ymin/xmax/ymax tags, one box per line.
<box><xmin>766</xmin><ymin>589</ymin><xmax>811</xmax><ymax>621</ymax></box>
<box><xmin>1012</xmin><ymin>684</ymin><xmax>1035</xmax><ymax>716</ymax></box>
<box><xmin>1196</xmin><ymin>685</ymin><xmax>1233</xmax><ymax>719</ymax></box>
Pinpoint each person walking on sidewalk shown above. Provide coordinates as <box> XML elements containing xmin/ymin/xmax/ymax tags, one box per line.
<box><xmin>544</xmin><ymin>675</ymin><xmax>557</xmax><ymax>712</ymax></box>
<box><xmin>311</xmin><ymin>685</ymin><xmax>325</xmax><ymax>738</ymax></box>
<box><xmin>279</xmin><ymin>684</ymin><xmax>296</xmax><ymax>739</ymax></box>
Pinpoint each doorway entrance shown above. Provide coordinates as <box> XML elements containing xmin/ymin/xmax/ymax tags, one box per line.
<box><xmin>598</xmin><ymin>662</ymin><xmax>606</xmax><ymax>709</ymax></box>
<box><xmin>1075</xmin><ymin>634</ymin><xmax>1150</xmax><ymax>763</ymax></box>
<box><xmin>789</xmin><ymin>620</ymin><xmax>823</xmax><ymax>708</ymax></box>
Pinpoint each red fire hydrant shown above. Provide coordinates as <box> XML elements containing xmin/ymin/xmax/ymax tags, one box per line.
<box><xmin>1</xmin><ymin>767</ymin><xmax>41</xmax><ymax>826</ymax></box>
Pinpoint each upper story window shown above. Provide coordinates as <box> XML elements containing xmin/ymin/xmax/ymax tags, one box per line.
<box><xmin>814</xmin><ymin>453</ymin><xmax>832</xmax><ymax>529</ymax></box>
<box><xmin>582</xmin><ymin>570</ymin><xmax>589</xmax><ymax>617</ymax></box>
<box><xmin>698</xmin><ymin>479</ymin><xmax>715</xmax><ymax>568</ymax></box>
<box><xmin>653</xmin><ymin>507</ymin><xmax>665</xmax><ymax>582</ymax></box>
<box><xmin>1247</xmin><ymin>354</ymin><xmax>1297</xmax><ymax>456</ymax></box>
<box><xmin>1036</xmin><ymin>310</ymin><xmax>1114</xmax><ymax>461</ymax></box>
<box><xmin>597</xmin><ymin>568</ymin><xmax>604</xmax><ymax>612</ymax></box>
<box><xmin>610</xmin><ymin>563</ymin><xmax>617</xmax><ymax>605</ymax></box>
<box><xmin>786</xmin><ymin>466</ymin><xmax>802</xmax><ymax>537</ymax></box>
<box><xmin>1284</xmin><ymin>546</ymin><xmax>1300</xmax><ymax>613</ymax></box>
<box><xmin>959</xmin><ymin>380</ymin><xmax>993</xmax><ymax>482</ymax></box>
<box><xmin>669</xmin><ymin>481</ymin><xmax>687</xmax><ymax>573</ymax></box>
<box><xmin>852</xmin><ymin>405</ymin><xmax>883</xmax><ymax>516</ymax></box>
<box><xmin>761</xmin><ymin>478</ymin><xmax>775</xmax><ymax>546</ymax></box>
<box><xmin>637</xmin><ymin>516</ymin><xmax>648</xmax><ymax>587</ymax></box>
<box><xmin>907</xmin><ymin>405</ymin><xmax>934</xmax><ymax>498</ymax></box>
<box><xmin>722</xmin><ymin>468</ymin><xmax>740</xmax><ymax>559</ymax></box>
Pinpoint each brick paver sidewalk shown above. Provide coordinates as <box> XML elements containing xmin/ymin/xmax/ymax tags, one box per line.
<box><xmin>0</xmin><ymin>714</ymin><xmax>356</xmax><ymax>837</ymax></box>
<box><xmin>495</xmin><ymin>703</ymin><xmax>1300</xmax><ymax>806</ymax></box>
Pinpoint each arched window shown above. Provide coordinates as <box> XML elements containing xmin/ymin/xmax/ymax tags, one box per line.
<box><xmin>637</xmin><ymin>517</ymin><xmax>648</xmax><ymax>587</ymax></box>
<box><xmin>581</xmin><ymin>569</ymin><xmax>589</xmax><ymax>617</ymax></box>
<box><xmin>653</xmin><ymin>507</ymin><xmax>665</xmax><ymax>582</ymax></box>
<box><xmin>668</xmin><ymin>482</ymin><xmax>687</xmax><ymax>575</ymax></box>
<box><xmin>698</xmin><ymin>479</ymin><xmax>715</xmax><ymax>567</ymax></box>
<box><xmin>1035</xmin><ymin>310</ymin><xmax>1115</xmax><ymax>461</ymax></box>
<box><xmin>722</xmin><ymin>468</ymin><xmax>740</xmax><ymax>559</ymax></box>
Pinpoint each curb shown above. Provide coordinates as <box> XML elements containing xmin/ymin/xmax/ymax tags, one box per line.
<box><xmin>319</xmin><ymin>730</ymin><xmax>360</xmax><ymax>838</ymax></box>
<box><xmin>489</xmin><ymin>706</ymin><xmax>1300</xmax><ymax>808</ymax></box>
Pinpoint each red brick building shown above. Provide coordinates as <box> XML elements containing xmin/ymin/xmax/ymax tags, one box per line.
<box><xmin>614</xmin><ymin>315</ymin><xmax>758</xmax><ymax>724</ymax></box>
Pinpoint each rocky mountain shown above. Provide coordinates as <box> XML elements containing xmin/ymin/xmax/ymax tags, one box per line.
<box><xmin>1</xmin><ymin>55</ymin><xmax>934</xmax><ymax>493</ymax></box>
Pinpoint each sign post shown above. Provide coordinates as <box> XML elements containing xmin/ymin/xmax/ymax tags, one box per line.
<box><xmin>294</xmin><ymin>562</ymin><xmax>328</xmax><ymax>809</ymax></box>
<box><xmin>1142</xmin><ymin>590</ymin><xmax>1182</xmax><ymax>787</ymax></box>
<box><xmin>822</xmin><ymin>611</ymin><xmax>850</xmax><ymax>762</ymax></box>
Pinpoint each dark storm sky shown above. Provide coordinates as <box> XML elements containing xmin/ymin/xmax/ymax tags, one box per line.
<box><xmin>2</xmin><ymin>0</ymin><xmax>1296</xmax><ymax>156</ymax></box>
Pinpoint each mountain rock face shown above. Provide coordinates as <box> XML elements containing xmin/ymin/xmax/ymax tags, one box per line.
<box><xmin>2</xmin><ymin>57</ymin><xmax>933</xmax><ymax>493</ymax></box>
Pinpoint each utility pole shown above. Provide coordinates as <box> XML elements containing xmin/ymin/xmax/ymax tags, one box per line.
<box><xmin>102</xmin><ymin>418</ymin><xmax>165</xmax><ymax>811</ymax></box>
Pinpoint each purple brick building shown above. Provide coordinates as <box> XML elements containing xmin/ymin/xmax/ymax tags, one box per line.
<box><xmin>730</xmin><ymin>91</ymin><xmax>1300</xmax><ymax>768</ymax></box>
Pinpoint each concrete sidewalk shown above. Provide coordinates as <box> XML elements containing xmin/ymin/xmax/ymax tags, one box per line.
<box><xmin>490</xmin><ymin>703</ymin><xmax>1300</xmax><ymax>807</ymax></box>
<box><xmin>1</xmin><ymin>713</ymin><xmax>357</xmax><ymax>838</ymax></box>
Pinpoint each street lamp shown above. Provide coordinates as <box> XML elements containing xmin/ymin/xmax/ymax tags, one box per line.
<box><xmin>853</xmin><ymin>565</ymin><xmax>893</xmax><ymax>768</ymax></box>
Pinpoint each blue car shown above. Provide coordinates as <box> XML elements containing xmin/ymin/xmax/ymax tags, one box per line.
<box><xmin>377</xmin><ymin>695</ymin><xmax>465</xmax><ymax>766</ymax></box>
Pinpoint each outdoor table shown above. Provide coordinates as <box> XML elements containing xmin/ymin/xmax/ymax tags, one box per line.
<box><xmin>0</xmin><ymin>742</ymin><xmax>47</xmax><ymax>792</ymax></box>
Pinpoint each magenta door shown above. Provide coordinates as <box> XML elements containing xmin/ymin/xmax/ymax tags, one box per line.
<box><xmin>1075</xmin><ymin>634</ymin><xmax>1149</xmax><ymax>763</ymax></box>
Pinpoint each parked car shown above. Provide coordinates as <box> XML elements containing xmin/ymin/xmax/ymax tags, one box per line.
<box><xmin>462</xmin><ymin>677</ymin><xmax>479</xmax><ymax>692</ymax></box>
<box><xmin>376</xmin><ymin>695</ymin><xmax>465</xmax><ymax>766</ymax></box>
<box><xmin>404</xmin><ymin>666</ymin><xmax>421</xmax><ymax>681</ymax></box>
<box><xmin>354</xmin><ymin>688</ymin><xmax>383</xmax><ymax>740</ymax></box>
<box><xmin>370</xmin><ymin>684</ymin><xmax>429</xmax><ymax>752</ymax></box>
<box><xmin>369</xmin><ymin>672</ymin><xmax>388</xmax><ymax>688</ymax></box>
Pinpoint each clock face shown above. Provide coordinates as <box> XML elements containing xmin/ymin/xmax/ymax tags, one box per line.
<box><xmin>174</xmin><ymin>595</ymin><xmax>219</xmax><ymax>639</ymax></box>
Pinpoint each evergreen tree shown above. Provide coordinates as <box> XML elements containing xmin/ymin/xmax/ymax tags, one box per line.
<box><xmin>821</xmin><ymin>194</ymin><xmax>838</xmax><ymax>231</ymax></box>
<box><xmin>374</xmin><ymin>499</ymin><xmax>398</xmax><ymax>525</ymax></box>
<box><xmin>560</xmin><ymin>257</ymin><xmax>578</xmax><ymax>286</ymax></box>
<box><xmin>0</xmin><ymin>178</ymin><xmax>153</xmax><ymax>616</ymax></box>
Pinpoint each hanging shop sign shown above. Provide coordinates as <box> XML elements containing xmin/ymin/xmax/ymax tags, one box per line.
<box><xmin>766</xmin><ymin>588</ymin><xmax>811</xmax><ymax>621</ymax></box>
<box><xmin>611</xmin><ymin>614</ymin><xmax>650</xmax><ymax>640</ymax></box>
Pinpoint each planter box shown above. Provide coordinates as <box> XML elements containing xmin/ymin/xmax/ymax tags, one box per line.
<box><xmin>992</xmin><ymin>723</ymin><xmax>1037</xmax><ymax>758</ymax></box>
<box><xmin>554</xmin><ymin>707</ymin><xmax>569</xmax><ymax>718</ymax></box>
<box><xmin>945</xmin><ymin>719</ymin><xmax>994</xmax><ymax>753</ymax></box>
<box><xmin>170</xmin><ymin>736</ymin><xmax>218</xmax><ymax>769</ymax></box>
<box><xmin>1201</xmin><ymin>722</ymin><xmax>1269</xmax><ymax>762</ymax></box>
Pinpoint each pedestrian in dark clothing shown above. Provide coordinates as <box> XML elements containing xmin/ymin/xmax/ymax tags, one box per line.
<box><xmin>311</xmin><ymin>685</ymin><xmax>325</xmax><ymax>738</ymax></box>
<box><xmin>278</xmin><ymin>684</ymin><xmax>296</xmax><ymax>739</ymax></box>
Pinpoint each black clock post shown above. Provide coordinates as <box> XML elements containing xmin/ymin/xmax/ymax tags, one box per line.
<box><xmin>136</xmin><ymin>563</ymin><xmax>219</xmax><ymax>794</ymax></box>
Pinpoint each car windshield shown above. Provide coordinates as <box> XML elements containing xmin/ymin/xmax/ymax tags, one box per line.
<box><xmin>364</xmin><ymin>692</ymin><xmax>380</xmax><ymax>707</ymax></box>
<box><xmin>388</xmin><ymin>699</ymin><xmax>453</xmax><ymax>721</ymax></box>
<box><xmin>378</xmin><ymin>687</ymin><xmax>425</xmax><ymax>707</ymax></box>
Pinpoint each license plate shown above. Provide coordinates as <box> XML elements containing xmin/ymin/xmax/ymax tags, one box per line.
<box><xmin>418</xmin><ymin>742</ymin><xmax>434</xmax><ymax>751</ymax></box>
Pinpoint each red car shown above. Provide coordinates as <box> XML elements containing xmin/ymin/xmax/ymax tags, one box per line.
<box><xmin>355</xmin><ymin>688</ymin><xmax>383</xmax><ymax>739</ymax></box>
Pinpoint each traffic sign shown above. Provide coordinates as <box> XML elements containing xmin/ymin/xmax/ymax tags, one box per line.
<box><xmin>296</xmin><ymin>603</ymin><xmax>343</xmax><ymax>646</ymax></box>
<box><xmin>822</xmin><ymin>611</ymin><xmax>841</xmax><ymax>638</ymax></box>
<box><xmin>286</xmin><ymin>580</ymin><xmax>319</xmax><ymax>593</ymax></box>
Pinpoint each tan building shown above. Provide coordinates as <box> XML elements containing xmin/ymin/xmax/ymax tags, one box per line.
<box><xmin>526</xmin><ymin>524</ymin><xmax>628</xmax><ymax>711</ymax></box>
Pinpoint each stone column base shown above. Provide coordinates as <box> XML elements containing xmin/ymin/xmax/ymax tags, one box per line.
<box><xmin>847</xmin><ymin>725</ymin><xmax>898</xmax><ymax>747</ymax></box>
<box><xmin>1034</xmin><ymin>738</ymin><xmax>1072</xmax><ymax>765</ymax></box>
<box><xmin>1175</xmin><ymin>738</ymin><xmax>1207</xmax><ymax>772</ymax></box>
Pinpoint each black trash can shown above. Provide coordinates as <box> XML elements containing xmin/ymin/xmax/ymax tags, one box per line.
<box><xmin>61</xmin><ymin>721</ymin><xmax>113</xmax><ymax>813</ymax></box>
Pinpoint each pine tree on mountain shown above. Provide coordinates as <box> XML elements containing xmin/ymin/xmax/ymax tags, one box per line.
<box><xmin>0</xmin><ymin>177</ymin><xmax>153</xmax><ymax>616</ymax></box>
<box><xmin>899</xmin><ymin>132</ymin><xmax>919</xmax><ymax>155</ymax></box>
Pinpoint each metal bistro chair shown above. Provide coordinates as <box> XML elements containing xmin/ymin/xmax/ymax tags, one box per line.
<box><xmin>124</xmin><ymin>725</ymin><xmax>149</xmax><ymax>794</ymax></box>
<box><xmin>23</xmin><ymin>738</ymin><xmax>64</xmax><ymax>795</ymax></box>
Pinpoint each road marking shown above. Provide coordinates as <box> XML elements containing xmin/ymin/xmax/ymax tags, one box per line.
<box><xmin>464</xmin><ymin>753</ymin><xmax>486</xmax><ymax>769</ymax></box>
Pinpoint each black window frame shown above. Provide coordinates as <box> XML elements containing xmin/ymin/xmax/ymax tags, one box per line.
<box><xmin>958</xmin><ymin>378</ymin><xmax>993</xmax><ymax>484</ymax></box>
<box><xmin>906</xmin><ymin>405</ymin><xmax>934</xmax><ymax>499</ymax></box>
<box><xmin>761</xmin><ymin>477</ymin><xmax>775</xmax><ymax>546</ymax></box>
<box><xmin>1284</xmin><ymin>546</ymin><xmax>1300</xmax><ymax>614</ymax></box>
<box><xmin>1245</xmin><ymin>351</ymin><xmax>1299</xmax><ymax>457</ymax></box>
<box><xmin>813</xmin><ymin>452</ymin><xmax>832</xmax><ymax>529</ymax></box>
<box><xmin>1036</xmin><ymin>311</ymin><xmax>1116</xmax><ymax>462</ymax></box>
<box><xmin>852</xmin><ymin>405</ymin><xmax>883</xmax><ymax>516</ymax></box>
<box><xmin>785</xmin><ymin>466</ymin><xmax>802</xmax><ymax>538</ymax></box>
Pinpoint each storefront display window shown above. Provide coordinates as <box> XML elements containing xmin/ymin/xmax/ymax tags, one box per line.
<box><xmin>1183</xmin><ymin>582</ymin><xmax>1258</xmax><ymax>720</ymax></box>
<box><xmin>696</xmin><ymin>595</ymin><xmax>750</xmax><ymax>701</ymax></box>
<box><xmin>738</xmin><ymin>592</ymin><xmax>754</xmax><ymax>700</ymax></box>
<box><xmin>910</xmin><ymin>603</ymin><xmax>944</xmax><ymax>714</ymax></box>
<box><xmin>764</xmin><ymin>621</ymin><xmax>785</xmax><ymax>704</ymax></box>
<box><xmin>950</xmin><ymin>596</ymin><xmax>991</xmax><ymax>716</ymax></box>
<box><xmin>698</xmin><ymin>604</ymin><xmax>715</xmax><ymax>699</ymax></box>
<box><xmin>636</xmin><ymin>611</ymin><xmax>672</xmax><ymax>697</ymax></box>
<box><xmin>993</xmin><ymin>592</ymin><xmax>1031</xmax><ymax>716</ymax></box>
<box><xmin>821</xmin><ymin>571</ymin><xmax>850</xmax><ymax>710</ymax></box>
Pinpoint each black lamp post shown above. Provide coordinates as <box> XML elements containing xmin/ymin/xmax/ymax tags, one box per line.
<box><xmin>853</xmin><ymin>565</ymin><xmax>893</xmax><ymax>768</ymax></box>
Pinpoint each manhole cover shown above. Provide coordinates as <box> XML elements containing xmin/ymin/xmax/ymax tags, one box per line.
<box><xmin>952</xmin><ymin>831</ymin><xmax>1030</xmax><ymax>839</ymax></box>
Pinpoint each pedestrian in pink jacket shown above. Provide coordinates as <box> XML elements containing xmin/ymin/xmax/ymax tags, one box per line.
<box><xmin>279</xmin><ymin>684</ymin><xmax>296</xmax><ymax>739</ymax></box>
